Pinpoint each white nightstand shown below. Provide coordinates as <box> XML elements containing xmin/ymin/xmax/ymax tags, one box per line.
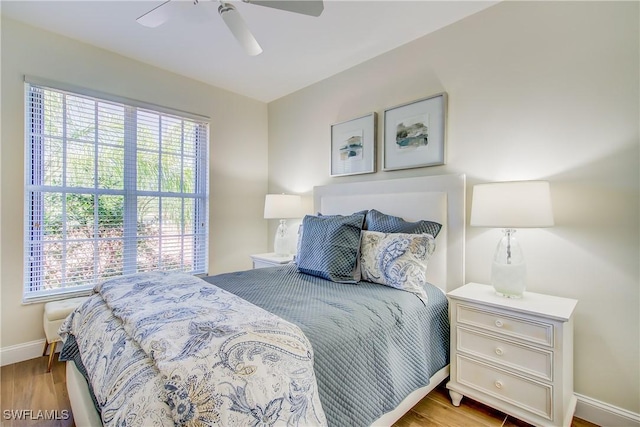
<box><xmin>250</xmin><ymin>253</ymin><xmax>294</xmax><ymax>269</ymax></box>
<box><xmin>446</xmin><ymin>282</ymin><xmax>578</xmax><ymax>427</ymax></box>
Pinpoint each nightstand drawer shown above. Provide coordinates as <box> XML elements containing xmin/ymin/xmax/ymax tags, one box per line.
<box><xmin>457</xmin><ymin>304</ymin><xmax>554</xmax><ymax>347</ymax></box>
<box><xmin>457</xmin><ymin>327</ymin><xmax>553</xmax><ymax>381</ymax></box>
<box><xmin>457</xmin><ymin>355</ymin><xmax>553</xmax><ymax>420</ymax></box>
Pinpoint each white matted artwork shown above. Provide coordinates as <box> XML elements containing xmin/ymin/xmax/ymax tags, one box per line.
<box><xmin>330</xmin><ymin>112</ymin><xmax>376</xmax><ymax>177</ymax></box>
<box><xmin>383</xmin><ymin>92</ymin><xmax>447</xmax><ymax>171</ymax></box>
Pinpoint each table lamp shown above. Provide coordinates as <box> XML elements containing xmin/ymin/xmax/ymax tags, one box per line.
<box><xmin>470</xmin><ymin>180</ymin><xmax>554</xmax><ymax>298</ymax></box>
<box><xmin>264</xmin><ymin>194</ymin><xmax>302</xmax><ymax>256</ymax></box>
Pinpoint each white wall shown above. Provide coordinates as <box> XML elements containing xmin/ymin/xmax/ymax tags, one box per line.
<box><xmin>0</xmin><ymin>17</ymin><xmax>269</xmax><ymax>349</ymax></box>
<box><xmin>268</xmin><ymin>0</ymin><xmax>639</xmax><ymax>416</ymax></box>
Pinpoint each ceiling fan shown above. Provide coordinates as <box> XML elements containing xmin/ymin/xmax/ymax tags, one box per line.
<box><xmin>137</xmin><ymin>0</ymin><xmax>324</xmax><ymax>56</ymax></box>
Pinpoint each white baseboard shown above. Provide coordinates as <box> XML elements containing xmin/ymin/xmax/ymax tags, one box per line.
<box><xmin>1</xmin><ymin>342</ymin><xmax>639</xmax><ymax>427</ymax></box>
<box><xmin>576</xmin><ymin>393</ymin><xmax>640</xmax><ymax>427</ymax></box>
<box><xmin>0</xmin><ymin>339</ymin><xmax>47</xmax><ymax>366</ymax></box>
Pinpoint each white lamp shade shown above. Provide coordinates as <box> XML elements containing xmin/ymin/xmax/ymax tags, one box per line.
<box><xmin>470</xmin><ymin>181</ymin><xmax>554</xmax><ymax>228</ymax></box>
<box><xmin>264</xmin><ymin>194</ymin><xmax>302</xmax><ymax>219</ymax></box>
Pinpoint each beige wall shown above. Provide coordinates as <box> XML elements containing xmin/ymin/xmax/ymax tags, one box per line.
<box><xmin>268</xmin><ymin>1</ymin><xmax>639</xmax><ymax>414</ymax></box>
<box><xmin>0</xmin><ymin>17</ymin><xmax>269</xmax><ymax>349</ymax></box>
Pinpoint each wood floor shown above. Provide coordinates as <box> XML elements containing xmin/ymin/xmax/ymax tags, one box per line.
<box><xmin>1</xmin><ymin>357</ymin><xmax>73</xmax><ymax>427</ymax></box>
<box><xmin>1</xmin><ymin>356</ymin><xmax>598</xmax><ymax>427</ymax></box>
<box><xmin>393</xmin><ymin>384</ymin><xmax>598</xmax><ymax>427</ymax></box>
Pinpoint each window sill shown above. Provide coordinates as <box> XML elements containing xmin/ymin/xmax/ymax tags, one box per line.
<box><xmin>23</xmin><ymin>288</ymin><xmax>93</xmax><ymax>305</ymax></box>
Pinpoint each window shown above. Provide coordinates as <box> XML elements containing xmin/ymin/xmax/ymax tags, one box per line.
<box><xmin>24</xmin><ymin>81</ymin><xmax>209</xmax><ymax>302</ymax></box>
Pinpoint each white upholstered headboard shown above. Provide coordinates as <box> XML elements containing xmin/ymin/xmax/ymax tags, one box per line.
<box><xmin>313</xmin><ymin>174</ymin><xmax>465</xmax><ymax>292</ymax></box>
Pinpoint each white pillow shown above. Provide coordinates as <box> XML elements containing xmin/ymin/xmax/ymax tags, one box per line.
<box><xmin>360</xmin><ymin>230</ymin><xmax>436</xmax><ymax>300</ymax></box>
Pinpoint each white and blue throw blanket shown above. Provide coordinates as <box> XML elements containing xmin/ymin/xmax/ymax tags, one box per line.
<box><xmin>59</xmin><ymin>271</ymin><xmax>326</xmax><ymax>426</ymax></box>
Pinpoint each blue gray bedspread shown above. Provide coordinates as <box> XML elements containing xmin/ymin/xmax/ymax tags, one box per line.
<box><xmin>203</xmin><ymin>264</ymin><xmax>449</xmax><ymax>427</ymax></box>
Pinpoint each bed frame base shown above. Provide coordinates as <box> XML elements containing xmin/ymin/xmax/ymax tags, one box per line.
<box><xmin>66</xmin><ymin>361</ymin><xmax>103</xmax><ymax>426</ymax></box>
<box><xmin>372</xmin><ymin>365</ymin><xmax>450</xmax><ymax>426</ymax></box>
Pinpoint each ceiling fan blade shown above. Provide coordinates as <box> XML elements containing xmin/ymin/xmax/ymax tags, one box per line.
<box><xmin>243</xmin><ymin>0</ymin><xmax>324</xmax><ymax>17</ymax></box>
<box><xmin>137</xmin><ymin>0</ymin><xmax>174</xmax><ymax>28</ymax></box>
<box><xmin>218</xmin><ymin>3</ymin><xmax>263</xmax><ymax>56</ymax></box>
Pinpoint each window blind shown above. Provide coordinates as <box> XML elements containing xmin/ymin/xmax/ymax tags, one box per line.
<box><xmin>24</xmin><ymin>82</ymin><xmax>209</xmax><ymax>302</ymax></box>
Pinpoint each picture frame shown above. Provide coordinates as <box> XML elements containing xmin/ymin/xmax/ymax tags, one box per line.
<box><xmin>330</xmin><ymin>112</ymin><xmax>377</xmax><ymax>177</ymax></box>
<box><xmin>383</xmin><ymin>92</ymin><xmax>447</xmax><ymax>171</ymax></box>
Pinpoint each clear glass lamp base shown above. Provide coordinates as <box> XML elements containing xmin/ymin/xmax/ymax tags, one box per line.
<box><xmin>491</xmin><ymin>229</ymin><xmax>526</xmax><ymax>298</ymax></box>
<box><xmin>491</xmin><ymin>261</ymin><xmax>526</xmax><ymax>298</ymax></box>
<box><xmin>273</xmin><ymin>219</ymin><xmax>288</xmax><ymax>256</ymax></box>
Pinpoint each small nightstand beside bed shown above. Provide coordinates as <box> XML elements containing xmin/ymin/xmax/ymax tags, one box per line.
<box><xmin>446</xmin><ymin>282</ymin><xmax>578</xmax><ymax>427</ymax></box>
<box><xmin>60</xmin><ymin>174</ymin><xmax>466</xmax><ymax>427</ymax></box>
<box><xmin>250</xmin><ymin>252</ymin><xmax>294</xmax><ymax>269</ymax></box>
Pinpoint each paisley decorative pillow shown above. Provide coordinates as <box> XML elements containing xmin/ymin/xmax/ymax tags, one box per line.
<box><xmin>360</xmin><ymin>230</ymin><xmax>436</xmax><ymax>299</ymax></box>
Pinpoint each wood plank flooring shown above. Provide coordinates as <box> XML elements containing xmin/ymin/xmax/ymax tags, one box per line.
<box><xmin>393</xmin><ymin>383</ymin><xmax>598</xmax><ymax>427</ymax></box>
<box><xmin>1</xmin><ymin>356</ymin><xmax>598</xmax><ymax>427</ymax></box>
<box><xmin>1</xmin><ymin>357</ymin><xmax>73</xmax><ymax>427</ymax></box>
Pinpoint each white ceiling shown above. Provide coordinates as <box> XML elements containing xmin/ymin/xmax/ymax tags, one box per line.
<box><xmin>1</xmin><ymin>1</ymin><xmax>498</xmax><ymax>102</ymax></box>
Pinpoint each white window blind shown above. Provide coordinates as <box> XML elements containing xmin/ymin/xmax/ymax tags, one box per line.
<box><xmin>24</xmin><ymin>82</ymin><xmax>209</xmax><ymax>302</ymax></box>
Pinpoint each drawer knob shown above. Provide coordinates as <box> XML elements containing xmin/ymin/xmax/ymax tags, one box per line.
<box><xmin>495</xmin><ymin>347</ymin><xmax>504</xmax><ymax>356</ymax></box>
<box><xmin>495</xmin><ymin>380</ymin><xmax>503</xmax><ymax>389</ymax></box>
<box><xmin>495</xmin><ymin>319</ymin><xmax>504</xmax><ymax>328</ymax></box>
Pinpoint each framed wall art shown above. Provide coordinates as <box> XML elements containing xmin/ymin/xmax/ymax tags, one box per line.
<box><xmin>330</xmin><ymin>112</ymin><xmax>377</xmax><ymax>177</ymax></box>
<box><xmin>383</xmin><ymin>92</ymin><xmax>447</xmax><ymax>171</ymax></box>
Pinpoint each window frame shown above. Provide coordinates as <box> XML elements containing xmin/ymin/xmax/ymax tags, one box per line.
<box><xmin>23</xmin><ymin>77</ymin><xmax>210</xmax><ymax>303</ymax></box>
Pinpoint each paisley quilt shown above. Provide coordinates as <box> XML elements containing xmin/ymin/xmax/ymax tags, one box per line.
<box><xmin>59</xmin><ymin>271</ymin><xmax>326</xmax><ymax>427</ymax></box>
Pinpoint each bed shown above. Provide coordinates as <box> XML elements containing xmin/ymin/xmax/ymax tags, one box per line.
<box><xmin>61</xmin><ymin>173</ymin><xmax>466</xmax><ymax>427</ymax></box>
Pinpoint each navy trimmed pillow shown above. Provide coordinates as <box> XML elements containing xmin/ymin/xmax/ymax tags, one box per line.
<box><xmin>296</xmin><ymin>212</ymin><xmax>366</xmax><ymax>283</ymax></box>
<box><xmin>360</xmin><ymin>230</ymin><xmax>436</xmax><ymax>301</ymax></box>
<box><xmin>365</xmin><ymin>209</ymin><xmax>442</xmax><ymax>237</ymax></box>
